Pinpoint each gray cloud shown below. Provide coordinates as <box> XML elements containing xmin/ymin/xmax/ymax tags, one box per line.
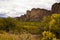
<box><xmin>56</xmin><ymin>0</ymin><xmax>60</xmax><ymax>2</ymax></box>
<box><xmin>0</xmin><ymin>0</ymin><xmax>60</xmax><ymax>17</ymax></box>
<box><xmin>0</xmin><ymin>13</ymin><xmax>7</xmax><ymax>17</ymax></box>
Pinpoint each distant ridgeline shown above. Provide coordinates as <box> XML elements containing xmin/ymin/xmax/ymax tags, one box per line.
<box><xmin>16</xmin><ymin>3</ymin><xmax>60</xmax><ymax>21</ymax></box>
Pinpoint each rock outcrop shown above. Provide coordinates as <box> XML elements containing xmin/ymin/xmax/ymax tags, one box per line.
<box><xmin>52</xmin><ymin>2</ymin><xmax>60</xmax><ymax>13</ymax></box>
<box><xmin>16</xmin><ymin>2</ymin><xmax>60</xmax><ymax>21</ymax></box>
<box><xmin>17</xmin><ymin>8</ymin><xmax>51</xmax><ymax>21</ymax></box>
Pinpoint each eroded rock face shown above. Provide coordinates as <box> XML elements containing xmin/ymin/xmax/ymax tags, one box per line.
<box><xmin>17</xmin><ymin>8</ymin><xmax>51</xmax><ymax>21</ymax></box>
<box><xmin>27</xmin><ymin>8</ymin><xmax>51</xmax><ymax>21</ymax></box>
<box><xmin>52</xmin><ymin>3</ymin><xmax>60</xmax><ymax>13</ymax></box>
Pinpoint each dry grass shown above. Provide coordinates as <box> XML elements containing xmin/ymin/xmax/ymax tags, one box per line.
<box><xmin>0</xmin><ymin>32</ymin><xmax>40</xmax><ymax>40</ymax></box>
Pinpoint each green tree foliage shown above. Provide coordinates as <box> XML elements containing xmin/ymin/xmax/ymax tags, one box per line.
<box><xmin>41</xmin><ymin>16</ymin><xmax>51</xmax><ymax>31</ymax></box>
<box><xmin>0</xmin><ymin>18</ymin><xmax>41</xmax><ymax>34</ymax></box>
<box><xmin>0</xmin><ymin>17</ymin><xmax>22</xmax><ymax>33</ymax></box>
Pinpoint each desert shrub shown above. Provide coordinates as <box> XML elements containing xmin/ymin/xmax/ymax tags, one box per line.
<box><xmin>40</xmin><ymin>14</ymin><xmax>60</xmax><ymax>39</ymax></box>
<box><xmin>0</xmin><ymin>17</ymin><xmax>24</xmax><ymax>33</ymax></box>
<box><xmin>41</xmin><ymin>31</ymin><xmax>57</xmax><ymax>40</ymax></box>
<box><xmin>0</xmin><ymin>13</ymin><xmax>60</xmax><ymax>39</ymax></box>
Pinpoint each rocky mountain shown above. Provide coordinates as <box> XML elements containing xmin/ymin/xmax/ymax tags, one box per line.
<box><xmin>16</xmin><ymin>2</ymin><xmax>60</xmax><ymax>21</ymax></box>
<box><xmin>52</xmin><ymin>3</ymin><xmax>60</xmax><ymax>13</ymax></box>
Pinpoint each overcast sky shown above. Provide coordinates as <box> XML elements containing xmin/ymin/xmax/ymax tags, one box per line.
<box><xmin>0</xmin><ymin>0</ymin><xmax>60</xmax><ymax>17</ymax></box>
